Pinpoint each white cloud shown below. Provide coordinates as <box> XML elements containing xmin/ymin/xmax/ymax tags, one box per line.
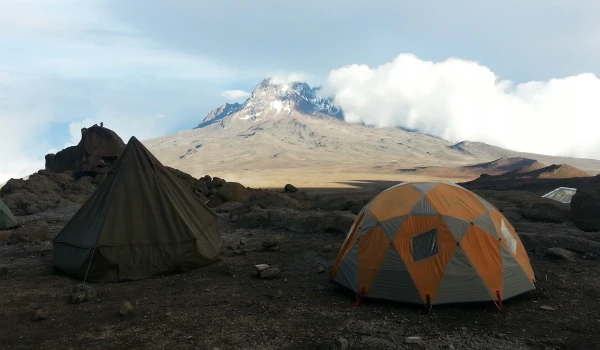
<box><xmin>323</xmin><ymin>53</ymin><xmax>600</xmax><ymax>159</ymax></box>
<box><xmin>269</xmin><ymin>73</ymin><xmax>307</xmax><ymax>85</ymax></box>
<box><xmin>221</xmin><ymin>90</ymin><xmax>251</xmax><ymax>100</ymax></box>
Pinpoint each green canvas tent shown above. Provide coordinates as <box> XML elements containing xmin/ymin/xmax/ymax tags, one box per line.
<box><xmin>53</xmin><ymin>136</ymin><xmax>222</xmax><ymax>282</ymax></box>
<box><xmin>0</xmin><ymin>198</ymin><xmax>18</xmax><ymax>229</ymax></box>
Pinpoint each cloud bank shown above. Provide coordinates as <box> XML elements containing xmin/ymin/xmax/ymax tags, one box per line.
<box><xmin>323</xmin><ymin>54</ymin><xmax>600</xmax><ymax>159</ymax></box>
<box><xmin>221</xmin><ymin>90</ymin><xmax>251</xmax><ymax>100</ymax></box>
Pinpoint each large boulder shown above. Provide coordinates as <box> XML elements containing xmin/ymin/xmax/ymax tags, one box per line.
<box><xmin>0</xmin><ymin>170</ymin><xmax>96</xmax><ymax>215</ymax></box>
<box><xmin>216</xmin><ymin>182</ymin><xmax>250</xmax><ymax>203</ymax></box>
<box><xmin>8</xmin><ymin>222</ymin><xmax>51</xmax><ymax>245</ymax></box>
<box><xmin>45</xmin><ymin>125</ymin><xmax>125</xmax><ymax>175</ymax></box>
<box><xmin>570</xmin><ymin>175</ymin><xmax>600</xmax><ymax>232</ymax></box>
<box><xmin>243</xmin><ymin>191</ymin><xmax>307</xmax><ymax>210</ymax></box>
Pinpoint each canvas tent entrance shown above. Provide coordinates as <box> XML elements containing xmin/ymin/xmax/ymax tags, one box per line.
<box><xmin>53</xmin><ymin>136</ymin><xmax>222</xmax><ymax>282</ymax></box>
<box><xmin>0</xmin><ymin>198</ymin><xmax>18</xmax><ymax>229</ymax></box>
<box><xmin>330</xmin><ymin>182</ymin><xmax>536</xmax><ymax>308</ymax></box>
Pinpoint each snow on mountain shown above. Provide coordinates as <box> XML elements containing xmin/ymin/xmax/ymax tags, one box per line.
<box><xmin>195</xmin><ymin>78</ymin><xmax>343</xmax><ymax>129</ymax></box>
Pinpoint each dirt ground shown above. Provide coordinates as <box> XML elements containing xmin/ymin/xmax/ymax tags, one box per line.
<box><xmin>1</xmin><ymin>200</ymin><xmax>600</xmax><ymax>350</ymax></box>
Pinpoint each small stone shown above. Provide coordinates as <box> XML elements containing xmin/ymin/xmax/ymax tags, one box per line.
<box><xmin>323</xmin><ymin>244</ymin><xmax>336</xmax><ymax>253</ymax></box>
<box><xmin>405</xmin><ymin>336</ymin><xmax>421</xmax><ymax>344</ymax></box>
<box><xmin>254</xmin><ymin>264</ymin><xmax>270</xmax><ymax>273</ymax></box>
<box><xmin>260</xmin><ymin>267</ymin><xmax>280</xmax><ymax>279</ymax></box>
<box><xmin>539</xmin><ymin>305</ymin><xmax>556</xmax><ymax>311</ymax></box>
<box><xmin>313</xmin><ymin>284</ymin><xmax>327</xmax><ymax>292</ymax></box>
<box><xmin>263</xmin><ymin>236</ymin><xmax>280</xmax><ymax>251</ymax></box>
<box><xmin>119</xmin><ymin>300</ymin><xmax>134</xmax><ymax>316</ymax></box>
<box><xmin>69</xmin><ymin>284</ymin><xmax>96</xmax><ymax>304</ymax></box>
<box><xmin>545</xmin><ymin>247</ymin><xmax>577</xmax><ymax>262</ymax></box>
<box><xmin>332</xmin><ymin>337</ymin><xmax>348</xmax><ymax>350</ymax></box>
<box><xmin>461</xmin><ymin>327</ymin><xmax>468</xmax><ymax>333</ymax></box>
<box><xmin>32</xmin><ymin>308</ymin><xmax>49</xmax><ymax>321</ymax></box>
<box><xmin>269</xmin><ymin>289</ymin><xmax>283</xmax><ymax>299</ymax></box>
<box><xmin>318</xmin><ymin>266</ymin><xmax>326</xmax><ymax>274</ymax></box>
<box><xmin>0</xmin><ymin>265</ymin><xmax>8</xmax><ymax>276</ymax></box>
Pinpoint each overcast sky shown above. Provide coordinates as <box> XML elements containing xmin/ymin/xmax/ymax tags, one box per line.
<box><xmin>1</xmin><ymin>0</ymin><xmax>599</xmax><ymax>183</ymax></box>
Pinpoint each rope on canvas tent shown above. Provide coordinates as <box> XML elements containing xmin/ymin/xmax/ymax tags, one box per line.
<box><xmin>82</xmin><ymin>246</ymin><xmax>97</xmax><ymax>284</ymax></box>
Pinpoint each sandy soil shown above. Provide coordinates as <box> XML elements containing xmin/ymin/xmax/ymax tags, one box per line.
<box><xmin>1</xmin><ymin>203</ymin><xmax>599</xmax><ymax>350</ymax></box>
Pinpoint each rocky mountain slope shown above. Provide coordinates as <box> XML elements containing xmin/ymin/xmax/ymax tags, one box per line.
<box><xmin>143</xmin><ymin>78</ymin><xmax>600</xmax><ymax>187</ymax></box>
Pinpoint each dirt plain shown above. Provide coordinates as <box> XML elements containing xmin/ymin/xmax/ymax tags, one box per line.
<box><xmin>2</xmin><ymin>177</ymin><xmax>600</xmax><ymax>350</ymax></box>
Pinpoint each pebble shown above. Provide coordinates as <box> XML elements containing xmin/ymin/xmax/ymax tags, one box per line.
<box><xmin>332</xmin><ymin>337</ymin><xmax>348</xmax><ymax>350</ymax></box>
<box><xmin>405</xmin><ymin>336</ymin><xmax>421</xmax><ymax>344</ymax></box>
<box><xmin>119</xmin><ymin>300</ymin><xmax>134</xmax><ymax>316</ymax></box>
<box><xmin>32</xmin><ymin>308</ymin><xmax>49</xmax><ymax>321</ymax></box>
<box><xmin>0</xmin><ymin>265</ymin><xmax>8</xmax><ymax>276</ymax></box>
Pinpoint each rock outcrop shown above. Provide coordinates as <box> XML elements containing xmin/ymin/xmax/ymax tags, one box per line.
<box><xmin>45</xmin><ymin>125</ymin><xmax>125</xmax><ymax>175</ymax></box>
<box><xmin>570</xmin><ymin>175</ymin><xmax>600</xmax><ymax>232</ymax></box>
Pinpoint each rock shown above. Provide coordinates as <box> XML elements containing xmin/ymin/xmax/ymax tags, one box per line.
<box><xmin>32</xmin><ymin>308</ymin><xmax>49</xmax><ymax>321</ymax></box>
<box><xmin>260</xmin><ymin>267</ymin><xmax>280</xmax><ymax>279</ymax></box>
<box><xmin>119</xmin><ymin>300</ymin><xmax>134</xmax><ymax>316</ymax></box>
<box><xmin>8</xmin><ymin>222</ymin><xmax>51</xmax><ymax>245</ymax></box>
<box><xmin>269</xmin><ymin>289</ymin><xmax>283</xmax><ymax>299</ymax></box>
<box><xmin>214</xmin><ymin>202</ymin><xmax>244</xmax><ymax>213</ymax></box>
<box><xmin>262</xmin><ymin>236</ymin><xmax>280</xmax><ymax>251</ymax></box>
<box><xmin>313</xmin><ymin>284</ymin><xmax>327</xmax><ymax>292</ymax></box>
<box><xmin>405</xmin><ymin>336</ymin><xmax>421</xmax><ymax>344</ymax></box>
<box><xmin>70</xmin><ymin>284</ymin><xmax>97</xmax><ymax>304</ymax></box>
<box><xmin>323</xmin><ymin>244</ymin><xmax>336</xmax><ymax>253</ymax></box>
<box><xmin>284</xmin><ymin>184</ymin><xmax>298</xmax><ymax>193</ymax></box>
<box><xmin>215</xmin><ymin>182</ymin><xmax>250</xmax><ymax>203</ymax></box>
<box><xmin>244</xmin><ymin>191</ymin><xmax>307</xmax><ymax>210</ymax></box>
<box><xmin>571</xmin><ymin>175</ymin><xmax>600</xmax><ymax>232</ymax></box>
<box><xmin>25</xmin><ymin>205</ymin><xmax>41</xmax><ymax>215</ymax></box>
<box><xmin>583</xmin><ymin>252</ymin><xmax>600</xmax><ymax>260</ymax></box>
<box><xmin>45</xmin><ymin>125</ymin><xmax>125</xmax><ymax>174</ymax></box>
<box><xmin>254</xmin><ymin>264</ymin><xmax>270</xmax><ymax>274</ymax></box>
<box><xmin>0</xmin><ymin>265</ymin><xmax>8</xmax><ymax>276</ymax></box>
<box><xmin>522</xmin><ymin>201</ymin><xmax>569</xmax><ymax>223</ymax></box>
<box><xmin>332</xmin><ymin>337</ymin><xmax>348</xmax><ymax>350</ymax></box>
<box><xmin>545</xmin><ymin>247</ymin><xmax>577</xmax><ymax>262</ymax></box>
<box><xmin>0</xmin><ymin>231</ymin><xmax>11</xmax><ymax>242</ymax></box>
<box><xmin>539</xmin><ymin>305</ymin><xmax>556</xmax><ymax>311</ymax></box>
<box><xmin>318</xmin><ymin>266</ymin><xmax>326</xmax><ymax>274</ymax></box>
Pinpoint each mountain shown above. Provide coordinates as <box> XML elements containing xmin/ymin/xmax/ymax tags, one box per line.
<box><xmin>450</xmin><ymin>141</ymin><xmax>600</xmax><ymax>174</ymax></box>
<box><xmin>143</xmin><ymin>78</ymin><xmax>600</xmax><ymax>188</ymax></box>
<box><xmin>195</xmin><ymin>79</ymin><xmax>343</xmax><ymax>129</ymax></box>
<box><xmin>463</xmin><ymin>157</ymin><xmax>548</xmax><ymax>175</ymax></box>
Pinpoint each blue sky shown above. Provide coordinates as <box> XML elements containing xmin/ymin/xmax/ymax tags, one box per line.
<box><xmin>1</xmin><ymin>0</ymin><xmax>599</xmax><ymax>183</ymax></box>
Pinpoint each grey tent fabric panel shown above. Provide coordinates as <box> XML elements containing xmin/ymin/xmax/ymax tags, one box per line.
<box><xmin>359</xmin><ymin>214</ymin><xmax>378</xmax><ymax>236</ymax></box>
<box><xmin>412</xmin><ymin>229</ymin><xmax>438</xmax><ymax>262</ymax></box>
<box><xmin>410</xmin><ymin>196</ymin><xmax>437</xmax><ymax>216</ymax></box>
<box><xmin>502</xmin><ymin>246</ymin><xmax>536</xmax><ymax>300</ymax></box>
<box><xmin>334</xmin><ymin>245</ymin><xmax>359</xmax><ymax>292</ymax></box>
<box><xmin>473</xmin><ymin>212</ymin><xmax>498</xmax><ymax>237</ymax></box>
<box><xmin>473</xmin><ymin>193</ymin><xmax>497</xmax><ymax>212</ymax></box>
<box><xmin>435</xmin><ymin>246</ymin><xmax>494</xmax><ymax>304</ymax></box>
<box><xmin>379</xmin><ymin>217</ymin><xmax>405</xmax><ymax>241</ymax></box>
<box><xmin>442</xmin><ymin>216</ymin><xmax>471</xmax><ymax>242</ymax></box>
<box><xmin>368</xmin><ymin>246</ymin><xmax>422</xmax><ymax>304</ymax></box>
<box><xmin>411</xmin><ymin>183</ymin><xmax>439</xmax><ymax>194</ymax></box>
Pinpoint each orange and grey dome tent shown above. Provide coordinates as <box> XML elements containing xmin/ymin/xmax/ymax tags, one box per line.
<box><xmin>330</xmin><ymin>182</ymin><xmax>536</xmax><ymax>308</ymax></box>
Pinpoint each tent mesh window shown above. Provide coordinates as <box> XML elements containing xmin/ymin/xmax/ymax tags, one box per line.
<box><xmin>412</xmin><ymin>228</ymin><xmax>438</xmax><ymax>262</ymax></box>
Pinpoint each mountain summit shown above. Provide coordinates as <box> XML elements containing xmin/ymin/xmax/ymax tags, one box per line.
<box><xmin>195</xmin><ymin>79</ymin><xmax>343</xmax><ymax>128</ymax></box>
